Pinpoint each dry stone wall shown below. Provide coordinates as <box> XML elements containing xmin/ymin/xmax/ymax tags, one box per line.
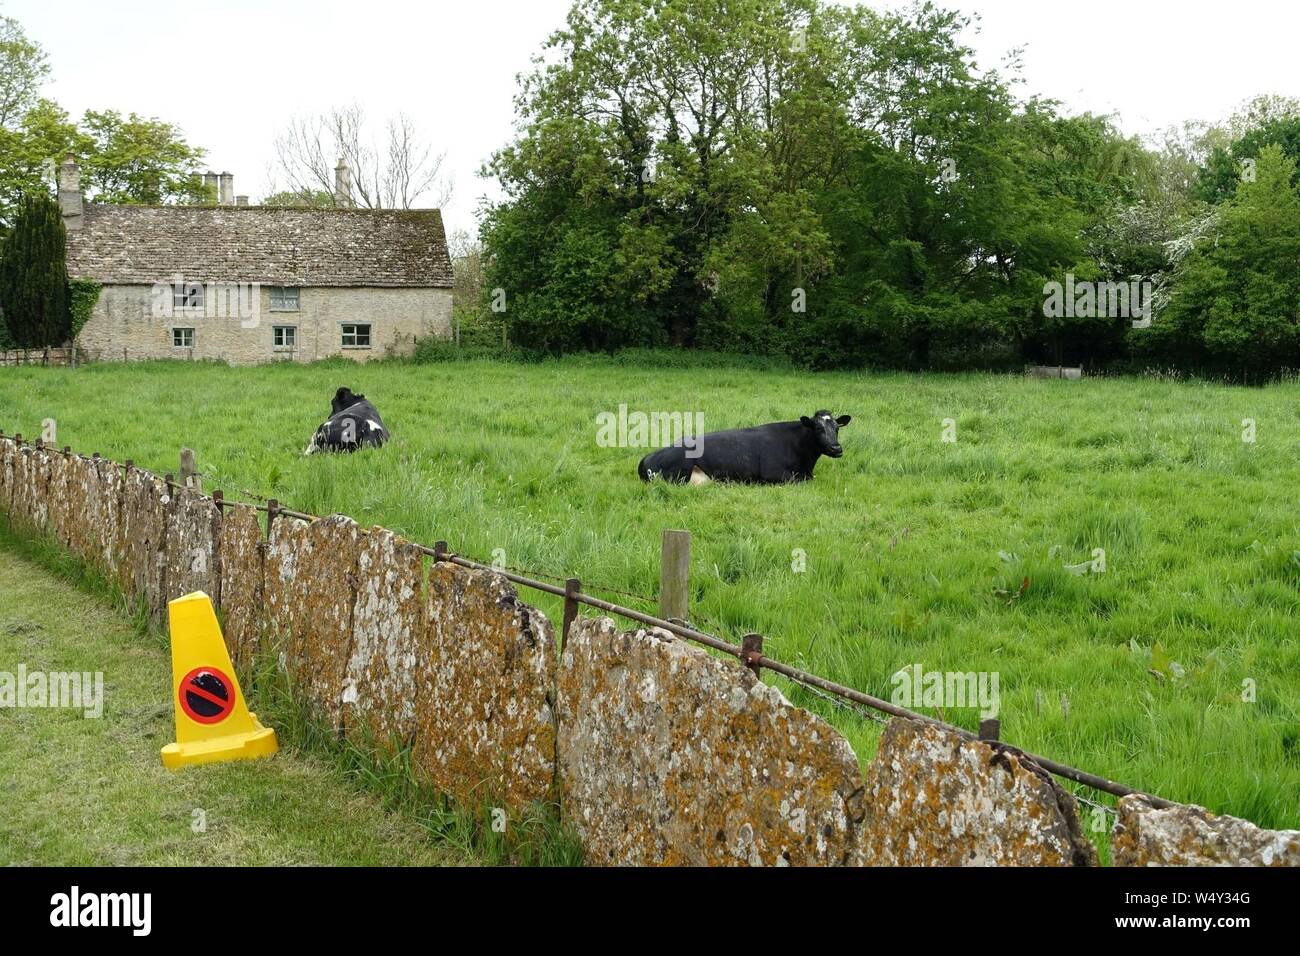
<box><xmin>1</xmin><ymin>433</ymin><xmax>1295</xmax><ymax>866</ymax></box>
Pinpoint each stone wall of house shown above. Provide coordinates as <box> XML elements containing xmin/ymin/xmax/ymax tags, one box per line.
<box><xmin>76</xmin><ymin>284</ymin><xmax>452</xmax><ymax>365</ymax></box>
<box><xmin>2</xmin><ymin>433</ymin><xmax>1297</xmax><ymax>867</ymax></box>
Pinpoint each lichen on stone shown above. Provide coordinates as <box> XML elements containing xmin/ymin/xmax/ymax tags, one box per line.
<box><xmin>557</xmin><ymin>616</ymin><xmax>864</xmax><ymax>866</ymax></box>
<box><xmin>411</xmin><ymin>562</ymin><xmax>556</xmax><ymax>811</ymax></box>
<box><xmin>856</xmin><ymin>717</ymin><xmax>1096</xmax><ymax>866</ymax></box>
<box><xmin>1112</xmin><ymin>795</ymin><xmax>1300</xmax><ymax>866</ymax></box>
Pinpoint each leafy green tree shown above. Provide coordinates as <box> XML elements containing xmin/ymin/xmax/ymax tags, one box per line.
<box><xmin>0</xmin><ymin>99</ymin><xmax>88</xmax><ymax>232</ymax></box>
<box><xmin>1149</xmin><ymin>146</ymin><xmax>1300</xmax><ymax>375</ymax></box>
<box><xmin>1194</xmin><ymin>117</ymin><xmax>1300</xmax><ymax>205</ymax></box>
<box><xmin>484</xmin><ymin>0</ymin><xmax>831</xmax><ymax>352</ymax></box>
<box><xmin>0</xmin><ymin>192</ymin><xmax>70</xmax><ymax>348</ymax></box>
<box><xmin>482</xmin><ymin>0</ymin><xmax>1157</xmax><ymax>368</ymax></box>
<box><xmin>0</xmin><ymin>15</ymin><xmax>49</xmax><ymax>130</ymax></box>
<box><xmin>0</xmin><ymin>13</ymin><xmax>209</xmax><ymax>229</ymax></box>
<box><xmin>80</xmin><ymin>110</ymin><xmax>209</xmax><ymax>205</ymax></box>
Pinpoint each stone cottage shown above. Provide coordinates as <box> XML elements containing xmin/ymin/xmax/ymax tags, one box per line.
<box><xmin>58</xmin><ymin>156</ymin><xmax>453</xmax><ymax>364</ymax></box>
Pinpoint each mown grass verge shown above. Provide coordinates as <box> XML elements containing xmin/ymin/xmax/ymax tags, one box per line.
<box><xmin>0</xmin><ymin>517</ymin><xmax>582</xmax><ymax>866</ymax></box>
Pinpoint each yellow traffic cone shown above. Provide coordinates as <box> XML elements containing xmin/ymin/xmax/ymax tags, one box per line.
<box><xmin>161</xmin><ymin>591</ymin><xmax>277</xmax><ymax>769</ymax></box>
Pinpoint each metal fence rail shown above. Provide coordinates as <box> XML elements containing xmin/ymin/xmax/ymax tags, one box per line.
<box><xmin>1</xmin><ymin>432</ymin><xmax>1176</xmax><ymax>810</ymax></box>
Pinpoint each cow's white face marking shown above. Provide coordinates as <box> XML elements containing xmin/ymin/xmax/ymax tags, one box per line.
<box><xmin>366</xmin><ymin>419</ymin><xmax>382</xmax><ymax>433</ymax></box>
<box><xmin>689</xmin><ymin>466</ymin><xmax>712</xmax><ymax>486</ymax></box>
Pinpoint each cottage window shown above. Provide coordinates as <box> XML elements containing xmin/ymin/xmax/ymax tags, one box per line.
<box><xmin>270</xmin><ymin>287</ymin><xmax>300</xmax><ymax>311</ymax></box>
<box><xmin>172</xmin><ymin>328</ymin><xmax>195</xmax><ymax>348</ymax></box>
<box><xmin>341</xmin><ymin>323</ymin><xmax>371</xmax><ymax>348</ymax></box>
<box><xmin>173</xmin><ymin>282</ymin><xmax>203</xmax><ymax>310</ymax></box>
<box><xmin>273</xmin><ymin>325</ymin><xmax>297</xmax><ymax>349</ymax></box>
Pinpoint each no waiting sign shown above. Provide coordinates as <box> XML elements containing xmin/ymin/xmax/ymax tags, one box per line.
<box><xmin>178</xmin><ymin>667</ymin><xmax>236</xmax><ymax>724</ymax></box>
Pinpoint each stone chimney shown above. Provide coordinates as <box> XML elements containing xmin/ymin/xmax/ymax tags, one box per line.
<box><xmin>334</xmin><ymin>158</ymin><xmax>352</xmax><ymax>208</ymax></box>
<box><xmin>58</xmin><ymin>154</ymin><xmax>83</xmax><ymax>231</ymax></box>
<box><xmin>203</xmin><ymin>171</ymin><xmax>220</xmax><ymax>202</ymax></box>
<box><xmin>219</xmin><ymin>172</ymin><xmax>234</xmax><ymax>206</ymax></box>
<box><xmin>235</xmin><ymin>195</ymin><xmax>249</xmax><ymax>207</ymax></box>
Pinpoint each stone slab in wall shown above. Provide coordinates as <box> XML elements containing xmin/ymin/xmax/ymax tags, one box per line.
<box><xmin>55</xmin><ymin>454</ymin><xmax>93</xmax><ymax>564</ymax></box>
<box><xmin>0</xmin><ymin>438</ymin><xmax>14</xmax><ymax>514</ymax></box>
<box><xmin>117</xmin><ymin>467</ymin><xmax>168</xmax><ymax>623</ymax></box>
<box><xmin>345</xmin><ymin>528</ymin><xmax>426</xmax><ymax>749</ymax></box>
<box><xmin>43</xmin><ymin>451</ymin><xmax>76</xmax><ymax>551</ymax></box>
<box><xmin>27</xmin><ymin>448</ymin><xmax>55</xmax><ymax>533</ymax></box>
<box><xmin>264</xmin><ymin>514</ymin><xmax>363</xmax><ymax>729</ymax></box>
<box><xmin>62</xmin><ymin>455</ymin><xmax>108</xmax><ymax>571</ymax></box>
<box><xmin>3</xmin><ymin>441</ymin><xmax>24</xmax><ymax>525</ymax></box>
<box><xmin>24</xmin><ymin>446</ymin><xmax>51</xmax><ymax>531</ymax></box>
<box><xmin>1112</xmin><ymin>795</ymin><xmax>1300</xmax><ymax>866</ymax></box>
<box><xmin>163</xmin><ymin>488</ymin><xmax>221</xmax><ymax>605</ymax></box>
<box><xmin>412</xmin><ymin>563</ymin><xmax>556</xmax><ymax>811</ymax></box>
<box><xmin>857</xmin><ymin>718</ymin><xmax>1097</xmax><ymax>866</ymax></box>
<box><xmin>557</xmin><ymin>616</ymin><xmax>864</xmax><ymax>866</ymax></box>
<box><xmin>216</xmin><ymin>503</ymin><xmax>265</xmax><ymax>671</ymax></box>
<box><xmin>91</xmin><ymin>459</ymin><xmax>127</xmax><ymax>580</ymax></box>
<box><xmin>8</xmin><ymin>444</ymin><xmax>40</xmax><ymax>531</ymax></box>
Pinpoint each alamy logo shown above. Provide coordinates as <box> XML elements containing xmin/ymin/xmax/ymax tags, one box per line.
<box><xmin>596</xmin><ymin>404</ymin><xmax>705</xmax><ymax>458</ymax></box>
<box><xmin>1042</xmin><ymin>274</ymin><xmax>1153</xmax><ymax>328</ymax></box>
<box><xmin>49</xmin><ymin>886</ymin><xmax>151</xmax><ymax>936</ymax></box>
<box><xmin>0</xmin><ymin>666</ymin><xmax>103</xmax><ymax>718</ymax></box>
<box><xmin>150</xmin><ymin>275</ymin><xmax>261</xmax><ymax>328</ymax></box>
<box><xmin>891</xmin><ymin>664</ymin><xmax>1000</xmax><ymax>718</ymax></box>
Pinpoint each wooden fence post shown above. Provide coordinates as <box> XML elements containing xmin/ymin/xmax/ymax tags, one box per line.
<box><xmin>559</xmin><ymin>576</ymin><xmax>581</xmax><ymax>652</ymax></box>
<box><xmin>659</xmin><ymin>528</ymin><xmax>690</xmax><ymax>623</ymax></box>
<box><xmin>180</xmin><ymin>447</ymin><xmax>200</xmax><ymax>492</ymax></box>
<box><xmin>979</xmin><ymin>718</ymin><xmax>1001</xmax><ymax>742</ymax></box>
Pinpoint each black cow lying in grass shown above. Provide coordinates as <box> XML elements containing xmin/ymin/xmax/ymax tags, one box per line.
<box><xmin>638</xmin><ymin>410</ymin><xmax>851</xmax><ymax>484</ymax></box>
<box><xmin>304</xmin><ymin>387</ymin><xmax>390</xmax><ymax>454</ymax></box>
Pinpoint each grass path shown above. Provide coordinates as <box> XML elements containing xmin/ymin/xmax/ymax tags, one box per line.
<box><xmin>0</xmin><ymin>541</ymin><xmax>475</xmax><ymax>866</ymax></box>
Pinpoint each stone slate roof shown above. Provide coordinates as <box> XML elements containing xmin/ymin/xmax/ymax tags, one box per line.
<box><xmin>65</xmin><ymin>204</ymin><xmax>453</xmax><ymax>288</ymax></box>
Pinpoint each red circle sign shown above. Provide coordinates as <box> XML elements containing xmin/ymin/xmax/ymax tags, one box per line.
<box><xmin>178</xmin><ymin>666</ymin><xmax>235</xmax><ymax>724</ymax></box>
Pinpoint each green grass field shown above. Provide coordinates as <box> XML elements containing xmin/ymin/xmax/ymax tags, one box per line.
<box><xmin>3</xmin><ymin>353</ymin><xmax>1299</xmax><ymax>848</ymax></box>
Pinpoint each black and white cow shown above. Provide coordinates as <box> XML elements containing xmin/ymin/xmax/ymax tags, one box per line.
<box><xmin>304</xmin><ymin>387</ymin><xmax>390</xmax><ymax>454</ymax></box>
<box><xmin>637</xmin><ymin>410</ymin><xmax>851</xmax><ymax>484</ymax></box>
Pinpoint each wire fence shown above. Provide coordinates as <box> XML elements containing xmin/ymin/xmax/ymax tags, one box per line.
<box><xmin>2</xmin><ymin>432</ymin><xmax>1176</xmax><ymax>811</ymax></box>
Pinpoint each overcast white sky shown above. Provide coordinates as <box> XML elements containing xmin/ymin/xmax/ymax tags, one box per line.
<box><xmin>8</xmin><ymin>0</ymin><xmax>1299</xmax><ymax>236</ymax></box>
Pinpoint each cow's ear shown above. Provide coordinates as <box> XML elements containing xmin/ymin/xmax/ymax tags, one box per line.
<box><xmin>836</xmin><ymin>415</ymin><xmax>852</xmax><ymax>427</ymax></box>
<box><xmin>800</xmin><ymin>416</ymin><xmax>814</xmax><ymax>428</ymax></box>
